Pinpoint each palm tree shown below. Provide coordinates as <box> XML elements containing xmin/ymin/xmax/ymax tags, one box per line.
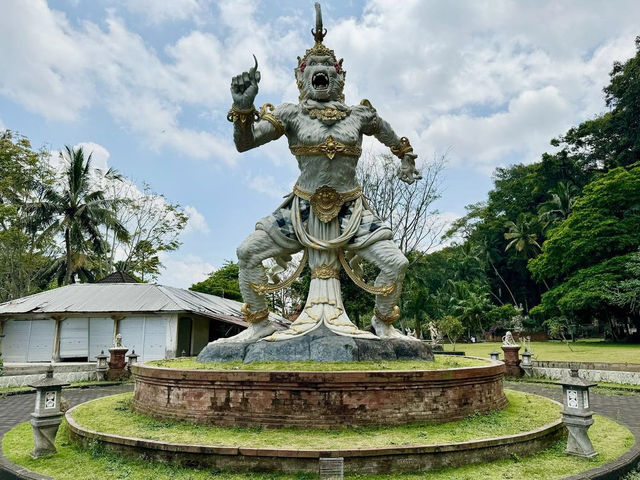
<box><xmin>504</xmin><ymin>213</ymin><xmax>542</xmax><ymax>258</ymax></box>
<box><xmin>33</xmin><ymin>146</ymin><xmax>129</xmax><ymax>285</ymax></box>
<box><xmin>538</xmin><ymin>182</ymin><xmax>579</xmax><ymax>228</ymax></box>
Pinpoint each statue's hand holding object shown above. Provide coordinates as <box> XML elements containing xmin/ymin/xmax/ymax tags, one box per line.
<box><xmin>398</xmin><ymin>152</ymin><xmax>422</xmax><ymax>185</ymax></box>
<box><xmin>231</xmin><ymin>55</ymin><xmax>261</xmax><ymax>109</ymax></box>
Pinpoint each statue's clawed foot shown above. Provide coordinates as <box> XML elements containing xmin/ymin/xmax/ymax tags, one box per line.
<box><xmin>214</xmin><ymin>320</ymin><xmax>278</xmax><ymax>344</ymax></box>
<box><xmin>371</xmin><ymin>306</ymin><xmax>421</xmax><ymax>341</ymax></box>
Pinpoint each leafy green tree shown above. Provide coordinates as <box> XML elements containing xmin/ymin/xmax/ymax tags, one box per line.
<box><xmin>0</xmin><ymin>131</ymin><xmax>55</xmax><ymax>301</ymax></box>
<box><xmin>530</xmin><ymin>165</ymin><xmax>640</xmax><ymax>338</ymax></box>
<box><xmin>33</xmin><ymin>146</ymin><xmax>129</xmax><ymax>285</ymax></box>
<box><xmin>538</xmin><ymin>182</ymin><xmax>579</xmax><ymax>228</ymax></box>
<box><xmin>529</xmin><ymin>165</ymin><xmax>640</xmax><ymax>282</ymax></box>
<box><xmin>100</xmin><ymin>183</ymin><xmax>188</xmax><ymax>281</ymax></box>
<box><xmin>504</xmin><ymin>213</ymin><xmax>542</xmax><ymax>258</ymax></box>
<box><xmin>437</xmin><ymin>315</ymin><xmax>464</xmax><ymax>351</ymax></box>
<box><xmin>190</xmin><ymin>261</ymin><xmax>242</xmax><ymax>301</ymax></box>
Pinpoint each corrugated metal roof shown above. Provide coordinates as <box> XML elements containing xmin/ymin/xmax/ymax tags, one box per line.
<box><xmin>0</xmin><ymin>284</ymin><xmax>286</xmax><ymax>327</ymax></box>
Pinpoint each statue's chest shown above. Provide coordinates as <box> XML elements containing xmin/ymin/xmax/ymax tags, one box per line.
<box><xmin>292</xmin><ymin>114</ymin><xmax>362</xmax><ymax>146</ymax></box>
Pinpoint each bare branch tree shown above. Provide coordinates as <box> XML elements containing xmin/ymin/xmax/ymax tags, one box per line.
<box><xmin>357</xmin><ymin>152</ymin><xmax>446</xmax><ymax>257</ymax></box>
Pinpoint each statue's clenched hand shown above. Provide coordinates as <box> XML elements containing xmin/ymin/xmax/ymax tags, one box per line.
<box><xmin>231</xmin><ymin>55</ymin><xmax>261</xmax><ymax>109</ymax></box>
<box><xmin>398</xmin><ymin>153</ymin><xmax>422</xmax><ymax>184</ymax></box>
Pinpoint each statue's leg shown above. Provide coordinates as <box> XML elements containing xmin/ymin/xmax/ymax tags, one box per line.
<box><xmin>218</xmin><ymin>230</ymin><xmax>301</xmax><ymax>343</ymax></box>
<box><xmin>355</xmin><ymin>239</ymin><xmax>415</xmax><ymax>340</ymax></box>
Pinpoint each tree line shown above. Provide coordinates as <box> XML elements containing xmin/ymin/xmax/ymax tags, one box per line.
<box><xmin>193</xmin><ymin>37</ymin><xmax>640</xmax><ymax>342</ymax></box>
<box><xmin>0</xmin><ymin>136</ymin><xmax>188</xmax><ymax>302</ymax></box>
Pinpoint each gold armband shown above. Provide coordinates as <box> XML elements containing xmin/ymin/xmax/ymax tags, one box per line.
<box><xmin>258</xmin><ymin>103</ymin><xmax>285</xmax><ymax>138</ymax></box>
<box><xmin>227</xmin><ymin>105</ymin><xmax>259</xmax><ymax>125</ymax></box>
<box><xmin>390</xmin><ymin>137</ymin><xmax>413</xmax><ymax>159</ymax></box>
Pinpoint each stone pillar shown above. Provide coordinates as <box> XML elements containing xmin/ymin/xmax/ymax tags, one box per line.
<box><xmin>501</xmin><ymin>345</ymin><xmax>522</xmax><ymax>377</ymax></box>
<box><xmin>557</xmin><ymin>368</ymin><xmax>597</xmax><ymax>458</ymax></box>
<box><xmin>51</xmin><ymin>315</ymin><xmax>65</xmax><ymax>363</ymax></box>
<box><xmin>28</xmin><ymin>366</ymin><xmax>69</xmax><ymax>458</ymax></box>
<box><xmin>107</xmin><ymin>334</ymin><xmax>129</xmax><ymax>380</ymax></box>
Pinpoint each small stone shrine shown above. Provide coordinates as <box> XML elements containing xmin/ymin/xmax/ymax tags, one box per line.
<box><xmin>557</xmin><ymin>368</ymin><xmax>597</xmax><ymax>458</ymax></box>
<box><xmin>28</xmin><ymin>365</ymin><xmax>69</xmax><ymax>458</ymax></box>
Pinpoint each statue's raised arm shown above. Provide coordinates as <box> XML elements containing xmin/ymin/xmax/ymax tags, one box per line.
<box><xmin>227</xmin><ymin>56</ymin><xmax>285</xmax><ymax>152</ymax></box>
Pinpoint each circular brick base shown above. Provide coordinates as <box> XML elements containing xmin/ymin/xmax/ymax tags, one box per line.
<box><xmin>66</xmin><ymin>396</ymin><xmax>564</xmax><ymax>475</ymax></box>
<box><xmin>130</xmin><ymin>359</ymin><xmax>508</xmax><ymax>428</ymax></box>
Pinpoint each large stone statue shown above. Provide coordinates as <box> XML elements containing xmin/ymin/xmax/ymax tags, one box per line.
<box><xmin>222</xmin><ymin>4</ymin><xmax>421</xmax><ymax>345</ymax></box>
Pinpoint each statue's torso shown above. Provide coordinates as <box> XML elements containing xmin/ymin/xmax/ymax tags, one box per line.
<box><xmin>279</xmin><ymin>103</ymin><xmax>375</xmax><ymax>193</ymax></box>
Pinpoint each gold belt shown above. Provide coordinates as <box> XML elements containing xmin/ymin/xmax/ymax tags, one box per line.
<box><xmin>289</xmin><ymin>135</ymin><xmax>361</xmax><ymax>160</ymax></box>
<box><xmin>293</xmin><ymin>184</ymin><xmax>362</xmax><ymax>223</ymax></box>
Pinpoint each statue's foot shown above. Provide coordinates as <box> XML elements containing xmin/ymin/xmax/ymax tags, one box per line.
<box><xmin>371</xmin><ymin>315</ymin><xmax>420</xmax><ymax>341</ymax></box>
<box><xmin>214</xmin><ymin>320</ymin><xmax>278</xmax><ymax>344</ymax></box>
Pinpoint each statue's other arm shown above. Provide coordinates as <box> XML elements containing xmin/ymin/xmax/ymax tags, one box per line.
<box><xmin>360</xmin><ymin>100</ymin><xmax>422</xmax><ymax>184</ymax></box>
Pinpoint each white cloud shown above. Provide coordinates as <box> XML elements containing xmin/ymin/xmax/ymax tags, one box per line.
<box><xmin>246</xmin><ymin>173</ymin><xmax>292</xmax><ymax>199</ymax></box>
<box><xmin>0</xmin><ymin>117</ymin><xmax>5</xmax><ymax>131</ymax></box>
<box><xmin>183</xmin><ymin>205</ymin><xmax>210</xmax><ymax>234</ymax></box>
<box><xmin>75</xmin><ymin>142</ymin><xmax>110</xmax><ymax>171</ymax></box>
<box><xmin>1</xmin><ymin>0</ymin><xmax>639</xmax><ymax>177</ymax></box>
<box><xmin>421</xmin><ymin>86</ymin><xmax>572</xmax><ymax>173</ymax></box>
<box><xmin>118</xmin><ymin>0</ymin><xmax>212</xmax><ymax>25</ymax></box>
<box><xmin>157</xmin><ymin>252</ymin><xmax>215</xmax><ymax>288</ymax></box>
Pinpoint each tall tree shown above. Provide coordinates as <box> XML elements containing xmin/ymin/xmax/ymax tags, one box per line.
<box><xmin>33</xmin><ymin>146</ymin><xmax>129</xmax><ymax>285</ymax></box>
<box><xmin>99</xmin><ymin>182</ymin><xmax>188</xmax><ymax>281</ymax></box>
<box><xmin>0</xmin><ymin>131</ymin><xmax>55</xmax><ymax>301</ymax></box>
<box><xmin>358</xmin><ymin>153</ymin><xmax>446</xmax><ymax>255</ymax></box>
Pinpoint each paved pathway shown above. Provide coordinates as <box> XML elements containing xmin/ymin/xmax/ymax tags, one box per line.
<box><xmin>0</xmin><ymin>384</ymin><xmax>133</xmax><ymax>480</ymax></box>
<box><xmin>506</xmin><ymin>381</ymin><xmax>640</xmax><ymax>479</ymax></box>
<box><xmin>0</xmin><ymin>382</ymin><xmax>637</xmax><ymax>479</ymax></box>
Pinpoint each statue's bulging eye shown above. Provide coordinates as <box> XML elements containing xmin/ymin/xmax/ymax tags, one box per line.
<box><xmin>309</xmin><ymin>61</ymin><xmax>317</xmax><ymax>66</ymax></box>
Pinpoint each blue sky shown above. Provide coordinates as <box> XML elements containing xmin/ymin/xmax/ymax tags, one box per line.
<box><xmin>1</xmin><ymin>0</ymin><xmax>639</xmax><ymax>287</ymax></box>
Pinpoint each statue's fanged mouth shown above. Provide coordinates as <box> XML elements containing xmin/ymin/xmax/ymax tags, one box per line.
<box><xmin>312</xmin><ymin>72</ymin><xmax>329</xmax><ymax>90</ymax></box>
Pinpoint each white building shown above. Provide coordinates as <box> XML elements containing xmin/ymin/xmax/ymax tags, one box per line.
<box><xmin>0</xmin><ymin>281</ymin><xmax>279</xmax><ymax>363</ymax></box>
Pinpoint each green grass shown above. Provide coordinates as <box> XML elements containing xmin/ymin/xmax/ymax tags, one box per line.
<box><xmin>446</xmin><ymin>340</ymin><xmax>640</xmax><ymax>364</ymax></box>
<box><xmin>70</xmin><ymin>390</ymin><xmax>558</xmax><ymax>449</ymax></box>
<box><xmin>148</xmin><ymin>356</ymin><xmax>487</xmax><ymax>371</ymax></box>
<box><xmin>2</xmin><ymin>414</ymin><xmax>632</xmax><ymax>480</ymax></box>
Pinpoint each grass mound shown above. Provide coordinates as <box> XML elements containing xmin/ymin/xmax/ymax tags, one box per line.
<box><xmin>3</xmin><ymin>414</ymin><xmax>633</xmax><ymax>480</ymax></box>
<box><xmin>70</xmin><ymin>390</ymin><xmax>556</xmax><ymax>449</ymax></box>
<box><xmin>148</xmin><ymin>356</ymin><xmax>487</xmax><ymax>371</ymax></box>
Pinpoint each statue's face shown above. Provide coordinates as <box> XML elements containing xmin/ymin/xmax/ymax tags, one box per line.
<box><xmin>296</xmin><ymin>54</ymin><xmax>344</xmax><ymax>102</ymax></box>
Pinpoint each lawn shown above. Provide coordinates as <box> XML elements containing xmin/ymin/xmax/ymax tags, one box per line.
<box><xmin>70</xmin><ymin>390</ymin><xmax>558</xmax><ymax>449</ymax></box>
<box><xmin>445</xmin><ymin>339</ymin><xmax>640</xmax><ymax>364</ymax></box>
<box><xmin>3</xmin><ymin>413</ymin><xmax>632</xmax><ymax>480</ymax></box>
<box><xmin>148</xmin><ymin>356</ymin><xmax>486</xmax><ymax>371</ymax></box>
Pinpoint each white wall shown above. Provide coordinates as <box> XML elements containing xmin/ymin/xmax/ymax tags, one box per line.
<box><xmin>2</xmin><ymin>319</ymin><xmax>55</xmax><ymax>362</ymax></box>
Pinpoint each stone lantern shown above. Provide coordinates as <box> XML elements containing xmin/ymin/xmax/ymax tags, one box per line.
<box><xmin>126</xmin><ymin>350</ymin><xmax>139</xmax><ymax>369</ymax></box>
<box><xmin>95</xmin><ymin>350</ymin><xmax>108</xmax><ymax>379</ymax></box>
<box><xmin>28</xmin><ymin>365</ymin><xmax>69</xmax><ymax>458</ymax></box>
<box><xmin>557</xmin><ymin>368</ymin><xmax>597</xmax><ymax>458</ymax></box>
<box><xmin>490</xmin><ymin>351</ymin><xmax>500</xmax><ymax>361</ymax></box>
<box><xmin>521</xmin><ymin>351</ymin><xmax>533</xmax><ymax>376</ymax></box>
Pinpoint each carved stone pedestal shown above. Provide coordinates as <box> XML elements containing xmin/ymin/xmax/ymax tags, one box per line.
<box><xmin>501</xmin><ymin>345</ymin><xmax>522</xmax><ymax>377</ymax></box>
<box><xmin>30</xmin><ymin>414</ymin><xmax>63</xmax><ymax>458</ymax></box>
<box><xmin>108</xmin><ymin>346</ymin><xmax>129</xmax><ymax>380</ymax></box>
